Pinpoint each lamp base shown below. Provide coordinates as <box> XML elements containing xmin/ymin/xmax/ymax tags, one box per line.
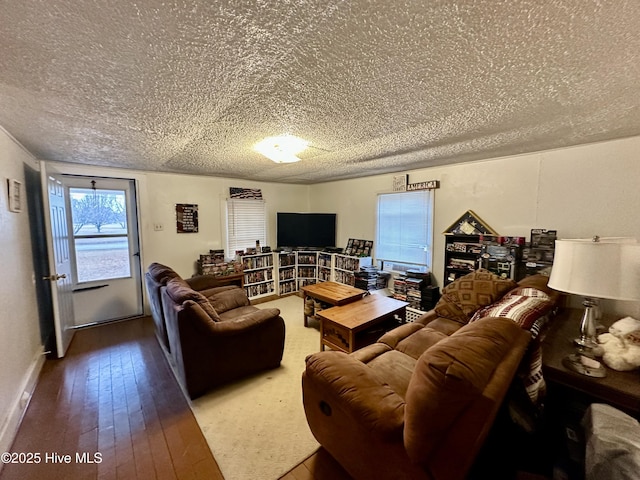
<box><xmin>573</xmin><ymin>297</ymin><xmax>599</xmax><ymax>349</ymax></box>
<box><xmin>562</xmin><ymin>353</ymin><xmax>606</xmax><ymax>378</ymax></box>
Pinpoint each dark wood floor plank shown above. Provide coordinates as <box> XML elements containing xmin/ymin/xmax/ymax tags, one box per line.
<box><xmin>0</xmin><ymin>317</ymin><xmax>222</xmax><ymax>480</ymax></box>
<box><xmin>1</xmin><ymin>315</ymin><xmax>347</xmax><ymax>480</ymax></box>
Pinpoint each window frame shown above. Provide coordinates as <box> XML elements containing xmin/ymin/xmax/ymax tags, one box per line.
<box><xmin>375</xmin><ymin>189</ymin><xmax>434</xmax><ymax>273</ymax></box>
<box><xmin>225</xmin><ymin>198</ymin><xmax>267</xmax><ymax>258</ymax></box>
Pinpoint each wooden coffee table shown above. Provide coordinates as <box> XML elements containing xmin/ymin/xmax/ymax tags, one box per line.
<box><xmin>301</xmin><ymin>281</ymin><xmax>366</xmax><ymax>327</ymax></box>
<box><xmin>317</xmin><ymin>294</ymin><xmax>408</xmax><ymax>353</ymax></box>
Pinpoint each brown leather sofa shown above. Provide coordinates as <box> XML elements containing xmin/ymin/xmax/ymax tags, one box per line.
<box><xmin>302</xmin><ymin>271</ymin><xmax>560</xmax><ymax>480</ymax></box>
<box><xmin>144</xmin><ymin>262</ymin><xmax>241</xmax><ymax>351</ymax></box>
<box><xmin>161</xmin><ymin>275</ymin><xmax>285</xmax><ymax>399</ymax></box>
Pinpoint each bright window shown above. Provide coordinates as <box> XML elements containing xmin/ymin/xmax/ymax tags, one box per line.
<box><xmin>226</xmin><ymin>198</ymin><xmax>266</xmax><ymax>257</ymax></box>
<box><xmin>69</xmin><ymin>188</ymin><xmax>131</xmax><ymax>283</ymax></box>
<box><xmin>376</xmin><ymin>190</ymin><xmax>433</xmax><ymax>272</ymax></box>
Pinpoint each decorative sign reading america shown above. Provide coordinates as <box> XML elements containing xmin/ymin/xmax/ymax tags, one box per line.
<box><xmin>392</xmin><ymin>175</ymin><xmax>439</xmax><ymax>192</ymax></box>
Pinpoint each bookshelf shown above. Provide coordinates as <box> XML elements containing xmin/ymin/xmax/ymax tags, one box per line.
<box><xmin>241</xmin><ymin>252</ymin><xmax>276</xmax><ymax>299</ymax></box>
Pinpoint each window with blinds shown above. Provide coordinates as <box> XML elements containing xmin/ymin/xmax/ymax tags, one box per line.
<box><xmin>375</xmin><ymin>190</ymin><xmax>433</xmax><ymax>271</ymax></box>
<box><xmin>226</xmin><ymin>198</ymin><xmax>266</xmax><ymax>257</ymax></box>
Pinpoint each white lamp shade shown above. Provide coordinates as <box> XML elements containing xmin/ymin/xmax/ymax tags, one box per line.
<box><xmin>548</xmin><ymin>237</ymin><xmax>640</xmax><ymax>301</ymax></box>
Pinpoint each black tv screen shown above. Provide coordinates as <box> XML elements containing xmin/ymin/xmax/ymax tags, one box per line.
<box><xmin>277</xmin><ymin>213</ymin><xmax>336</xmax><ymax>249</ymax></box>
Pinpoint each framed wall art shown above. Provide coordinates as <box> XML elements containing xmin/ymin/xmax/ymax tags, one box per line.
<box><xmin>7</xmin><ymin>178</ymin><xmax>22</xmax><ymax>213</ymax></box>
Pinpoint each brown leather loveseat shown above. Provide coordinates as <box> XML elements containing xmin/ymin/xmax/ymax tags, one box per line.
<box><xmin>145</xmin><ymin>262</ymin><xmax>285</xmax><ymax>399</ymax></box>
<box><xmin>144</xmin><ymin>262</ymin><xmax>238</xmax><ymax>351</ymax></box>
<box><xmin>302</xmin><ymin>270</ymin><xmax>560</xmax><ymax>480</ymax></box>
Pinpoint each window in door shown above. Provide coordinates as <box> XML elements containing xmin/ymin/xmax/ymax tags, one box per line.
<box><xmin>226</xmin><ymin>198</ymin><xmax>267</xmax><ymax>257</ymax></box>
<box><xmin>375</xmin><ymin>190</ymin><xmax>434</xmax><ymax>272</ymax></box>
<box><xmin>69</xmin><ymin>186</ymin><xmax>131</xmax><ymax>283</ymax></box>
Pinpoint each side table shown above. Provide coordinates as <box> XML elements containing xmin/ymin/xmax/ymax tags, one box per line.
<box><xmin>542</xmin><ymin>308</ymin><xmax>640</xmax><ymax>417</ymax></box>
<box><xmin>541</xmin><ymin>308</ymin><xmax>640</xmax><ymax>478</ymax></box>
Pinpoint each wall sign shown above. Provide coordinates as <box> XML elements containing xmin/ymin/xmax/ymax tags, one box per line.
<box><xmin>392</xmin><ymin>175</ymin><xmax>408</xmax><ymax>192</ymax></box>
<box><xmin>392</xmin><ymin>175</ymin><xmax>439</xmax><ymax>192</ymax></box>
<box><xmin>176</xmin><ymin>204</ymin><xmax>198</xmax><ymax>233</ymax></box>
<box><xmin>407</xmin><ymin>179</ymin><xmax>440</xmax><ymax>191</ymax></box>
<box><xmin>7</xmin><ymin>178</ymin><xmax>22</xmax><ymax>213</ymax></box>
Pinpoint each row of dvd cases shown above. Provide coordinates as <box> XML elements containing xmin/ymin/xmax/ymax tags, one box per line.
<box><xmin>240</xmin><ymin>251</ymin><xmax>372</xmax><ymax>299</ymax></box>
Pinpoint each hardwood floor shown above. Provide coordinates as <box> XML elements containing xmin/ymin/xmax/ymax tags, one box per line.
<box><xmin>1</xmin><ymin>315</ymin><xmax>349</xmax><ymax>480</ymax></box>
<box><xmin>0</xmin><ymin>317</ymin><xmax>222</xmax><ymax>480</ymax></box>
<box><xmin>279</xmin><ymin>449</ymin><xmax>352</xmax><ymax>480</ymax></box>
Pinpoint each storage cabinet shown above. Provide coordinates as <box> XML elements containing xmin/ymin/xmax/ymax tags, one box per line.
<box><xmin>317</xmin><ymin>252</ymin><xmax>333</xmax><ymax>282</ymax></box>
<box><xmin>276</xmin><ymin>252</ymin><xmax>297</xmax><ymax>295</ymax></box>
<box><xmin>443</xmin><ymin>234</ymin><xmax>482</xmax><ymax>286</ymax></box>
<box><xmin>333</xmin><ymin>254</ymin><xmax>372</xmax><ymax>287</ymax></box>
<box><xmin>296</xmin><ymin>251</ymin><xmax>318</xmax><ymax>290</ymax></box>
<box><xmin>241</xmin><ymin>252</ymin><xmax>275</xmax><ymax>299</ymax></box>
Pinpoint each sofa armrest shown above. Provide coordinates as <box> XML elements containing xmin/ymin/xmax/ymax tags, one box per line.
<box><xmin>304</xmin><ymin>351</ymin><xmax>405</xmax><ymax>440</ymax></box>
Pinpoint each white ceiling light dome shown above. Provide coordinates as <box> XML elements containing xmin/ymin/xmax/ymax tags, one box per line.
<box><xmin>254</xmin><ymin>135</ymin><xmax>310</xmax><ymax>164</ymax></box>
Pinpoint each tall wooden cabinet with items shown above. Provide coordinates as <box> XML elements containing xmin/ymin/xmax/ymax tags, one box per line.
<box><xmin>443</xmin><ymin>234</ymin><xmax>483</xmax><ymax>286</ymax></box>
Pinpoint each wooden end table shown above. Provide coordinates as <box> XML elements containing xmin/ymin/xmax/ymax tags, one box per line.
<box><xmin>542</xmin><ymin>308</ymin><xmax>640</xmax><ymax>416</ymax></box>
<box><xmin>317</xmin><ymin>294</ymin><xmax>408</xmax><ymax>353</ymax></box>
<box><xmin>301</xmin><ymin>281</ymin><xmax>366</xmax><ymax>327</ymax></box>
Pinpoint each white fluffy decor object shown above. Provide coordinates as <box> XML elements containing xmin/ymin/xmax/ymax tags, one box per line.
<box><xmin>594</xmin><ymin>317</ymin><xmax>640</xmax><ymax>371</ymax></box>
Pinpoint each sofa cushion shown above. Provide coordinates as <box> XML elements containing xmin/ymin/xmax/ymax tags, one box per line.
<box><xmin>207</xmin><ymin>287</ymin><xmax>250</xmax><ymax>313</ymax></box>
<box><xmin>394</xmin><ymin>327</ymin><xmax>449</xmax><ymax>360</ymax></box>
<box><xmin>147</xmin><ymin>262</ymin><xmax>179</xmax><ymax>284</ymax></box>
<box><xmin>434</xmin><ymin>269</ymin><xmax>517</xmax><ymax>324</ymax></box>
<box><xmin>366</xmin><ymin>350</ymin><xmax>417</xmax><ymax>400</ymax></box>
<box><xmin>165</xmin><ymin>277</ymin><xmax>221</xmax><ymax>321</ymax></box>
<box><xmin>404</xmin><ymin>317</ymin><xmax>526</xmax><ymax>463</ymax></box>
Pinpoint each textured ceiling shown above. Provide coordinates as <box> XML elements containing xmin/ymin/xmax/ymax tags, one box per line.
<box><xmin>1</xmin><ymin>1</ymin><xmax>639</xmax><ymax>184</ymax></box>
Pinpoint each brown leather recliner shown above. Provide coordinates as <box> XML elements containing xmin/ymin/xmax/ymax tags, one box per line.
<box><xmin>161</xmin><ymin>276</ymin><xmax>285</xmax><ymax>399</ymax></box>
<box><xmin>144</xmin><ymin>262</ymin><xmax>240</xmax><ymax>351</ymax></box>
<box><xmin>302</xmin><ymin>271</ymin><xmax>560</xmax><ymax>480</ymax></box>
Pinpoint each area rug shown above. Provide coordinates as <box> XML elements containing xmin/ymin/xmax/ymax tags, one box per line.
<box><xmin>190</xmin><ymin>295</ymin><xmax>321</xmax><ymax>480</ymax></box>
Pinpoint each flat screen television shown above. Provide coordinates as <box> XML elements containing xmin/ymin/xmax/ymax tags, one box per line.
<box><xmin>277</xmin><ymin>212</ymin><xmax>336</xmax><ymax>249</ymax></box>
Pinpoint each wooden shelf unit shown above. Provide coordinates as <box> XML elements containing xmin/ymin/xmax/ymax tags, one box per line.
<box><xmin>443</xmin><ymin>234</ymin><xmax>482</xmax><ymax>286</ymax></box>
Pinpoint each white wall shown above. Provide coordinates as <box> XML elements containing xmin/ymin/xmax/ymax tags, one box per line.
<box><xmin>49</xmin><ymin>163</ymin><xmax>310</xmax><ymax>280</ymax></box>
<box><xmin>0</xmin><ymin>127</ymin><xmax>45</xmax><ymax>457</ymax></box>
<box><xmin>2</xmin><ymin>129</ymin><xmax>639</xmax><ymax>457</ymax></box>
<box><xmin>309</xmin><ymin>136</ymin><xmax>640</xmax><ymax>317</ymax></box>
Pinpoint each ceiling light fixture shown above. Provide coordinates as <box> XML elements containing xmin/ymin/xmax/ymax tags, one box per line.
<box><xmin>254</xmin><ymin>135</ymin><xmax>310</xmax><ymax>164</ymax></box>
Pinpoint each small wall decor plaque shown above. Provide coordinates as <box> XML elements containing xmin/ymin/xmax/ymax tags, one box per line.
<box><xmin>392</xmin><ymin>174</ymin><xmax>408</xmax><ymax>192</ymax></box>
<box><xmin>7</xmin><ymin>178</ymin><xmax>22</xmax><ymax>213</ymax></box>
<box><xmin>176</xmin><ymin>203</ymin><xmax>198</xmax><ymax>233</ymax></box>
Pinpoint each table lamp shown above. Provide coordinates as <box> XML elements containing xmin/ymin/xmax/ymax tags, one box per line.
<box><xmin>548</xmin><ymin>236</ymin><xmax>640</xmax><ymax>376</ymax></box>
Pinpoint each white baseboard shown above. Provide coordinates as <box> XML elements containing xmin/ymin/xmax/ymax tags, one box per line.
<box><xmin>0</xmin><ymin>348</ymin><xmax>45</xmax><ymax>467</ymax></box>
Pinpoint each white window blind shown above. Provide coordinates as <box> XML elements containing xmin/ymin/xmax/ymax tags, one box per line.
<box><xmin>226</xmin><ymin>199</ymin><xmax>266</xmax><ymax>257</ymax></box>
<box><xmin>376</xmin><ymin>190</ymin><xmax>433</xmax><ymax>269</ymax></box>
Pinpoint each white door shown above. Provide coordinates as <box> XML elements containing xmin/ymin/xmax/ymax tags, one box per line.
<box><xmin>64</xmin><ymin>176</ymin><xmax>143</xmax><ymax>325</ymax></box>
<box><xmin>41</xmin><ymin>162</ymin><xmax>76</xmax><ymax>357</ymax></box>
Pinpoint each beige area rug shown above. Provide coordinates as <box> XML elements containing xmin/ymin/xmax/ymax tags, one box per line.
<box><xmin>190</xmin><ymin>295</ymin><xmax>321</xmax><ymax>480</ymax></box>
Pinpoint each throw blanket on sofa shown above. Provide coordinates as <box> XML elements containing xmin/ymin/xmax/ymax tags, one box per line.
<box><xmin>470</xmin><ymin>286</ymin><xmax>556</xmax><ymax>407</ymax></box>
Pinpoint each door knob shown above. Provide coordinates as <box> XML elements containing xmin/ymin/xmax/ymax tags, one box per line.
<box><xmin>43</xmin><ymin>274</ymin><xmax>67</xmax><ymax>281</ymax></box>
